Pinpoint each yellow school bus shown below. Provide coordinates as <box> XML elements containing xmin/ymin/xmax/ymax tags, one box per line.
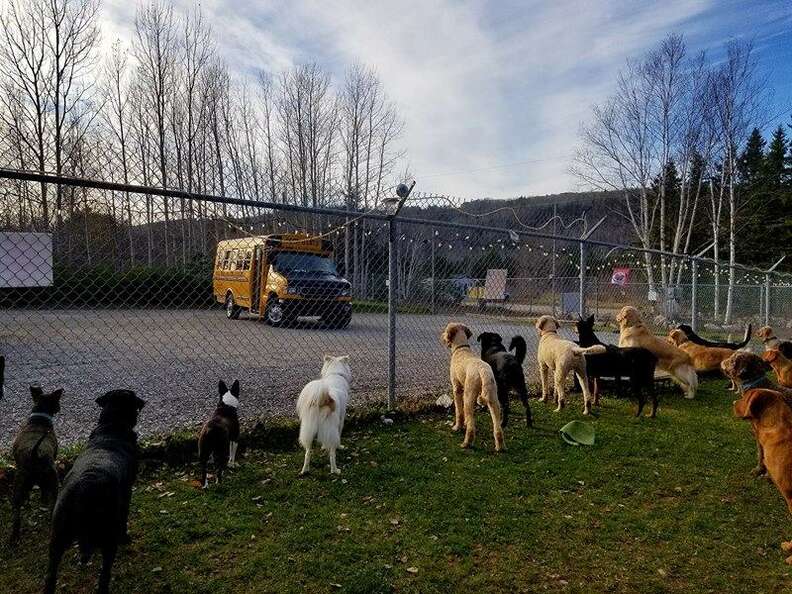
<box><xmin>213</xmin><ymin>233</ymin><xmax>352</xmax><ymax>328</ymax></box>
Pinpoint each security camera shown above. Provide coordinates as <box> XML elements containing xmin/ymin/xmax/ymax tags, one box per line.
<box><xmin>396</xmin><ymin>183</ymin><xmax>410</xmax><ymax>199</ymax></box>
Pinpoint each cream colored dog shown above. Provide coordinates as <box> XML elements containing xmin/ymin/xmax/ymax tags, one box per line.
<box><xmin>535</xmin><ymin>315</ymin><xmax>605</xmax><ymax>415</ymax></box>
<box><xmin>441</xmin><ymin>323</ymin><xmax>505</xmax><ymax>451</ymax></box>
<box><xmin>617</xmin><ymin>306</ymin><xmax>698</xmax><ymax>398</ymax></box>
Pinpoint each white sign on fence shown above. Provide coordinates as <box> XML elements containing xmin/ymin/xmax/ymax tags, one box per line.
<box><xmin>0</xmin><ymin>232</ymin><xmax>53</xmax><ymax>288</ymax></box>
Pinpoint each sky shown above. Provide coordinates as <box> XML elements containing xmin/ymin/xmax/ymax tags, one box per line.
<box><xmin>97</xmin><ymin>0</ymin><xmax>792</xmax><ymax>200</ymax></box>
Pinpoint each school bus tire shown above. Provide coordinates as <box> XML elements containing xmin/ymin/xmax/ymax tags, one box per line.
<box><xmin>225</xmin><ymin>293</ymin><xmax>241</xmax><ymax>320</ymax></box>
<box><xmin>264</xmin><ymin>295</ymin><xmax>287</xmax><ymax>327</ymax></box>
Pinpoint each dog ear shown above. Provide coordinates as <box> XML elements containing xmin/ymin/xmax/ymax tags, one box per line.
<box><xmin>324</xmin><ymin>354</ymin><xmax>333</xmax><ymax>363</ymax></box>
<box><xmin>587</xmin><ymin>314</ymin><xmax>595</xmax><ymax>325</ymax></box>
<box><xmin>50</xmin><ymin>388</ymin><xmax>64</xmax><ymax>401</ymax></box>
<box><xmin>230</xmin><ymin>380</ymin><xmax>240</xmax><ymax>397</ymax></box>
<box><xmin>463</xmin><ymin>326</ymin><xmax>472</xmax><ymax>339</ymax></box>
<box><xmin>476</xmin><ymin>333</ymin><xmax>483</xmax><ymax>343</ymax></box>
<box><xmin>736</xmin><ymin>389</ymin><xmax>775</xmax><ymax>420</ymax></box>
<box><xmin>30</xmin><ymin>384</ymin><xmax>43</xmax><ymax>401</ymax></box>
<box><xmin>133</xmin><ymin>394</ymin><xmax>146</xmax><ymax>410</ymax></box>
<box><xmin>95</xmin><ymin>392</ymin><xmax>111</xmax><ymax>407</ymax></box>
<box><xmin>218</xmin><ymin>380</ymin><xmax>228</xmax><ymax>395</ymax></box>
<box><xmin>338</xmin><ymin>355</ymin><xmax>350</xmax><ymax>362</ymax></box>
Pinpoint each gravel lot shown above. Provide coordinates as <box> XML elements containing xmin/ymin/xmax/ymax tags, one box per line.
<box><xmin>0</xmin><ymin>308</ymin><xmax>611</xmax><ymax>448</ymax></box>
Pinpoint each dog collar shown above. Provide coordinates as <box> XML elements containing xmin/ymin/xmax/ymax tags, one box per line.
<box><xmin>452</xmin><ymin>344</ymin><xmax>471</xmax><ymax>353</ymax></box>
<box><xmin>29</xmin><ymin>412</ymin><xmax>55</xmax><ymax>425</ymax></box>
<box><xmin>221</xmin><ymin>391</ymin><xmax>239</xmax><ymax>408</ymax></box>
<box><xmin>741</xmin><ymin>376</ymin><xmax>767</xmax><ymax>391</ymax></box>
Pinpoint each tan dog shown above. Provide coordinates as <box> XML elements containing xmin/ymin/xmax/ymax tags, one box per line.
<box><xmin>617</xmin><ymin>306</ymin><xmax>698</xmax><ymax>398</ymax></box>
<box><xmin>535</xmin><ymin>315</ymin><xmax>605</xmax><ymax>414</ymax></box>
<box><xmin>441</xmin><ymin>323</ymin><xmax>505</xmax><ymax>451</ymax></box>
<box><xmin>734</xmin><ymin>388</ymin><xmax>792</xmax><ymax>564</ymax></box>
<box><xmin>757</xmin><ymin>326</ymin><xmax>782</xmax><ymax>350</ymax></box>
<box><xmin>667</xmin><ymin>328</ymin><xmax>735</xmax><ymax>373</ymax></box>
<box><xmin>763</xmin><ymin>350</ymin><xmax>792</xmax><ymax>388</ymax></box>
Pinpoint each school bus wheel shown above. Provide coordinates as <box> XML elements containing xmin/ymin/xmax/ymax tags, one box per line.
<box><xmin>224</xmin><ymin>293</ymin><xmax>241</xmax><ymax>320</ymax></box>
<box><xmin>264</xmin><ymin>296</ymin><xmax>287</xmax><ymax>327</ymax></box>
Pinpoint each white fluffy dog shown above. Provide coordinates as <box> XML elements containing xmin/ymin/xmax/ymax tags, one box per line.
<box><xmin>297</xmin><ymin>355</ymin><xmax>351</xmax><ymax>475</ymax></box>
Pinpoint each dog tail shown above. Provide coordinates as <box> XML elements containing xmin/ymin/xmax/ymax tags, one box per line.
<box><xmin>573</xmin><ymin>345</ymin><xmax>607</xmax><ymax>355</ymax></box>
<box><xmin>508</xmin><ymin>336</ymin><xmax>527</xmax><ymax>365</ymax></box>
<box><xmin>736</xmin><ymin>324</ymin><xmax>752</xmax><ymax>349</ymax></box>
<box><xmin>297</xmin><ymin>384</ymin><xmax>339</xmax><ymax>450</ymax></box>
<box><xmin>198</xmin><ymin>422</ymin><xmax>230</xmax><ymax>469</ymax></box>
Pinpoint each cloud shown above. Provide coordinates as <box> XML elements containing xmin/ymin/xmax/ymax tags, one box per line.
<box><xmin>95</xmin><ymin>0</ymin><xmax>790</xmax><ymax>199</ymax></box>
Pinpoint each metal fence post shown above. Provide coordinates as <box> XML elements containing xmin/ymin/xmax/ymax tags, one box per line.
<box><xmin>578</xmin><ymin>241</ymin><xmax>586</xmax><ymax>317</ymax></box>
<box><xmin>691</xmin><ymin>259</ymin><xmax>698</xmax><ymax>332</ymax></box>
<box><xmin>431</xmin><ymin>226</ymin><xmax>436</xmax><ymax>315</ymax></box>
<box><xmin>765</xmin><ymin>273</ymin><xmax>771</xmax><ymax>327</ymax></box>
<box><xmin>387</xmin><ymin>219</ymin><xmax>397</xmax><ymax>410</ymax></box>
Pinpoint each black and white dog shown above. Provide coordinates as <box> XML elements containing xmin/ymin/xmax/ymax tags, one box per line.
<box><xmin>198</xmin><ymin>380</ymin><xmax>240</xmax><ymax>488</ymax></box>
<box><xmin>45</xmin><ymin>389</ymin><xmax>146</xmax><ymax>594</ymax></box>
<box><xmin>477</xmin><ymin>332</ymin><xmax>532</xmax><ymax>427</ymax></box>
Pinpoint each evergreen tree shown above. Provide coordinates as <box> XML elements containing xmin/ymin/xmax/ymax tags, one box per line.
<box><xmin>764</xmin><ymin>125</ymin><xmax>788</xmax><ymax>185</ymax></box>
<box><xmin>738</xmin><ymin>127</ymin><xmax>766</xmax><ymax>183</ymax></box>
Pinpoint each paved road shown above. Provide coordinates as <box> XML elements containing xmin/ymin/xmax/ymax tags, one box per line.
<box><xmin>0</xmin><ymin>308</ymin><xmax>614</xmax><ymax>448</ymax></box>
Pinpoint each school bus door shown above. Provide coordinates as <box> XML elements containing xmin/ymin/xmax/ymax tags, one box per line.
<box><xmin>250</xmin><ymin>246</ymin><xmax>270</xmax><ymax>317</ymax></box>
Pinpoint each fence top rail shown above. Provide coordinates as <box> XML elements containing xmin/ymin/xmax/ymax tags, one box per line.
<box><xmin>2</xmin><ymin>167</ymin><xmax>790</xmax><ymax>281</ymax></box>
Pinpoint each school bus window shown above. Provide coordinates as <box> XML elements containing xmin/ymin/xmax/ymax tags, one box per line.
<box><xmin>234</xmin><ymin>249</ymin><xmax>245</xmax><ymax>271</ymax></box>
<box><xmin>242</xmin><ymin>250</ymin><xmax>252</xmax><ymax>271</ymax></box>
<box><xmin>228</xmin><ymin>249</ymin><xmax>238</xmax><ymax>271</ymax></box>
<box><xmin>221</xmin><ymin>250</ymin><xmax>231</xmax><ymax>270</ymax></box>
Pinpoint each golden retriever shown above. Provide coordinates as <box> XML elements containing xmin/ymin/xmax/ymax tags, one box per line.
<box><xmin>441</xmin><ymin>323</ymin><xmax>505</xmax><ymax>451</ymax></box>
<box><xmin>763</xmin><ymin>350</ymin><xmax>792</xmax><ymax>388</ymax></box>
<box><xmin>667</xmin><ymin>328</ymin><xmax>735</xmax><ymax>372</ymax></box>
<box><xmin>535</xmin><ymin>315</ymin><xmax>605</xmax><ymax>415</ymax></box>
<box><xmin>616</xmin><ymin>306</ymin><xmax>698</xmax><ymax>398</ymax></box>
<box><xmin>734</xmin><ymin>388</ymin><xmax>792</xmax><ymax>563</ymax></box>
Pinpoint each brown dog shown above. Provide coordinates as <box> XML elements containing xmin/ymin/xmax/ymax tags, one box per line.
<box><xmin>9</xmin><ymin>385</ymin><xmax>63</xmax><ymax>546</ymax></box>
<box><xmin>441</xmin><ymin>323</ymin><xmax>504</xmax><ymax>451</ymax></box>
<box><xmin>722</xmin><ymin>351</ymin><xmax>792</xmax><ymax>476</ymax></box>
<box><xmin>617</xmin><ymin>306</ymin><xmax>698</xmax><ymax>398</ymax></box>
<box><xmin>763</xmin><ymin>350</ymin><xmax>792</xmax><ymax>388</ymax></box>
<box><xmin>667</xmin><ymin>328</ymin><xmax>735</xmax><ymax>372</ymax></box>
<box><xmin>535</xmin><ymin>315</ymin><xmax>605</xmax><ymax>414</ymax></box>
<box><xmin>734</xmin><ymin>388</ymin><xmax>792</xmax><ymax>563</ymax></box>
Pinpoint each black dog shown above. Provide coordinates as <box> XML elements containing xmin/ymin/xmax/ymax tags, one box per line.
<box><xmin>576</xmin><ymin>315</ymin><xmax>659</xmax><ymax>417</ymax></box>
<box><xmin>677</xmin><ymin>323</ymin><xmax>751</xmax><ymax>350</ymax></box>
<box><xmin>9</xmin><ymin>384</ymin><xmax>63</xmax><ymax>546</ymax></box>
<box><xmin>477</xmin><ymin>332</ymin><xmax>532</xmax><ymax>427</ymax></box>
<box><xmin>198</xmin><ymin>379</ymin><xmax>241</xmax><ymax>488</ymax></box>
<box><xmin>45</xmin><ymin>389</ymin><xmax>146</xmax><ymax>594</ymax></box>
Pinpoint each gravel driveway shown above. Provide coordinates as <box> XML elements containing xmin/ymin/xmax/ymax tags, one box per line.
<box><xmin>0</xmin><ymin>308</ymin><xmax>613</xmax><ymax>448</ymax></box>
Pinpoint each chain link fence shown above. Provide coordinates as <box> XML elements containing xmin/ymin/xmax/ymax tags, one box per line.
<box><xmin>2</xmin><ymin>168</ymin><xmax>792</xmax><ymax>447</ymax></box>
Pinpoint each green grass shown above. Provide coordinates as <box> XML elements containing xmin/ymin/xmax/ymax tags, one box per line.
<box><xmin>3</xmin><ymin>380</ymin><xmax>792</xmax><ymax>593</ymax></box>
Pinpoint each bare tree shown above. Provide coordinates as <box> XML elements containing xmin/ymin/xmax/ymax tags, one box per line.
<box><xmin>711</xmin><ymin>40</ymin><xmax>763</xmax><ymax>323</ymax></box>
<box><xmin>134</xmin><ymin>0</ymin><xmax>177</xmax><ymax>263</ymax></box>
<box><xmin>0</xmin><ymin>0</ymin><xmax>51</xmax><ymax>227</ymax></box>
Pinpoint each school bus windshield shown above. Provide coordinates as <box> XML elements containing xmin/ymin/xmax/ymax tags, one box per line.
<box><xmin>271</xmin><ymin>252</ymin><xmax>338</xmax><ymax>275</ymax></box>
